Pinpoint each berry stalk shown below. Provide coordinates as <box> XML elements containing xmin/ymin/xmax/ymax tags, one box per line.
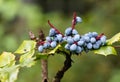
<box><xmin>48</xmin><ymin>20</ymin><xmax>64</xmax><ymax>36</ymax></box>
<box><xmin>96</xmin><ymin>33</ymin><xmax>104</xmax><ymax>40</ymax></box>
<box><xmin>72</xmin><ymin>12</ymin><xmax>77</xmax><ymax>30</ymax></box>
<box><xmin>37</xmin><ymin>41</ymin><xmax>45</xmax><ymax>45</ymax></box>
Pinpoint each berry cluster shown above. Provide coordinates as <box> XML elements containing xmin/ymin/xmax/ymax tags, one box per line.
<box><xmin>35</xmin><ymin>12</ymin><xmax>106</xmax><ymax>54</ymax></box>
<box><xmin>64</xmin><ymin>31</ymin><xmax>106</xmax><ymax>54</ymax></box>
<box><xmin>38</xmin><ymin>28</ymin><xmax>64</xmax><ymax>52</ymax></box>
<box><xmin>37</xmin><ymin>20</ymin><xmax>65</xmax><ymax>52</ymax></box>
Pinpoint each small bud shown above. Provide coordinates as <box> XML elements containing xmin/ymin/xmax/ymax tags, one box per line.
<box><xmin>39</xmin><ymin>30</ymin><xmax>45</xmax><ymax>41</ymax></box>
<box><xmin>29</xmin><ymin>31</ymin><xmax>36</xmax><ymax>40</ymax></box>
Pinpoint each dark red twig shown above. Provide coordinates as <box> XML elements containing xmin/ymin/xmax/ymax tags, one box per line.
<box><xmin>48</xmin><ymin>20</ymin><xmax>64</xmax><ymax>36</ymax></box>
<box><xmin>37</xmin><ymin>41</ymin><xmax>45</xmax><ymax>46</ymax></box>
<box><xmin>96</xmin><ymin>33</ymin><xmax>104</xmax><ymax>40</ymax></box>
<box><xmin>72</xmin><ymin>12</ymin><xmax>77</xmax><ymax>29</ymax></box>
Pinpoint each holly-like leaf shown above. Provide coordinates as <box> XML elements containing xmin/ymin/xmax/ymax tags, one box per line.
<box><xmin>0</xmin><ymin>52</ymin><xmax>15</xmax><ymax>67</ymax></box>
<box><xmin>36</xmin><ymin>53</ymin><xmax>48</xmax><ymax>60</ymax></box>
<box><xmin>19</xmin><ymin>50</ymin><xmax>36</xmax><ymax>67</ymax></box>
<box><xmin>107</xmin><ymin>32</ymin><xmax>120</xmax><ymax>45</ymax></box>
<box><xmin>94</xmin><ymin>46</ymin><xmax>117</xmax><ymax>56</ymax></box>
<box><xmin>8</xmin><ymin>66</ymin><xmax>19</xmax><ymax>82</ymax></box>
<box><xmin>36</xmin><ymin>42</ymin><xmax>68</xmax><ymax>60</ymax></box>
<box><xmin>14</xmin><ymin>40</ymin><xmax>36</xmax><ymax>54</ymax></box>
<box><xmin>14</xmin><ymin>40</ymin><xmax>36</xmax><ymax>67</ymax></box>
<box><xmin>48</xmin><ymin>42</ymin><xmax>69</xmax><ymax>55</ymax></box>
<box><xmin>0</xmin><ymin>65</ymin><xmax>20</xmax><ymax>82</ymax></box>
<box><xmin>48</xmin><ymin>44</ymin><xmax>62</xmax><ymax>55</ymax></box>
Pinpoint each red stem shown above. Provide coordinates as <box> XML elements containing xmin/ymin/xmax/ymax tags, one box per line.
<box><xmin>48</xmin><ymin>20</ymin><xmax>64</xmax><ymax>37</ymax></box>
<box><xmin>96</xmin><ymin>33</ymin><xmax>104</xmax><ymax>40</ymax></box>
<box><xmin>37</xmin><ymin>41</ymin><xmax>45</xmax><ymax>46</ymax></box>
<box><xmin>72</xmin><ymin>12</ymin><xmax>77</xmax><ymax>30</ymax></box>
<box><xmin>74</xmin><ymin>42</ymin><xmax>78</xmax><ymax>45</ymax></box>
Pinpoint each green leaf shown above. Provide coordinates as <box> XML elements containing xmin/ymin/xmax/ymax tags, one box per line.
<box><xmin>94</xmin><ymin>46</ymin><xmax>117</xmax><ymax>56</ymax></box>
<box><xmin>0</xmin><ymin>52</ymin><xmax>20</xmax><ymax>82</ymax></box>
<box><xmin>19</xmin><ymin>50</ymin><xmax>36</xmax><ymax>67</ymax></box>
<box><xmin>0</xmin><ymin>65</ymin><xmax>20</xmax><ymax>82</ymax></box>
<box><xmin>0</xmin><ymin>52</ymin><xmax>15</xmax><ymax>67</ymax></box>
<box><xmin>48</xmin><ymin>44</ymin><xmax>62</xmax><ymax>55</ymax></box>
<box><xmin>36</xmin><ymin>53</ymin><xmax>48</xmax><ymax>60</ymax></box>
<box><xmin>107</xmin><ymin>32</ymin><xmax>120</xmax><ymax>45</ymax></box>
<box><xmin>14</xmin><ymin>40</ymin><xmax>36</xmax><ymax>67</ymax></box>
<box><xmin>35</xmin><ymin>42</ymin><xmax>68</xmax><ymax>60</ymax></box>
<box><xmin>8</xmin><ymin>66</ymin><xmax>19</xmax><ymax>82</ymax></box>
<box><xmin>48</xmin><ymin>42</ymin><xmax>69</xmax><ymax>55</ymax></box>
<box><xmin>14</xmin><ymin>40</ymin><xmax>36</xmax><ymax>54</ymax></box>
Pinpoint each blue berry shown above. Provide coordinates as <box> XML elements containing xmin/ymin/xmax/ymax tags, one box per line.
<box><xmin>72</xmin><ymin>29</ymin><xmax>78</xmax><ymax>35</ymax></box>
<box><xmin>67</xmin><ymin>37</ymin><xmax>74</xmax><ymax>44</ymax></box>
<box><xmin>43</xmin><ymin>42</ymin><xmax>50</xmax><ymax>49</ymax></box>
<box><xmin>93</xmin><ymin>43</ymin><xmax>100</xmax><ymax>49</ymax></box>
<box><xmin>53</xmin><ymin>37</ymin><xmax>58</xmax><ymax>41</ymax></box>
<box><xmin>76</xmin><ymin>46</ymin><xmax>82</xmax><ymax>53</ymax></box>
<box><xmin>96</xmin><ymin>40</ymin><xmax>102</xmax><ymax>46</ymax></box>
<box><xmin>87</xmin><ymin>43</ymin><xmax>92</xmax><ymax>49</ymax></box>
<box><xmin>84</xmin><ymin>36</ymin><xmax>90</xmax><ymax>42</ymax></box>
<box><xmin>73</xmin><ymin>34</ymin><xmax>80</xmax><ymax>41</ymax></box>
<box><xmin>49</xmin><ymin>28</ymin><xmax>56</xmax><ymax>36</ymax></box>
<box><xmin>77</xmin><ymin>40</ymin><xmax>84</xmax><ymax>46</ymax></box>
<box><xmin>90</xmin><ymin>37</ymin><xmax>96</xmax><ymax>43</ymax></box>
<box><xmin>38</xmin><ymin>46</ymin><xmax>44</xmax><ymax>52</ymax></box>
<box><xmin>46</xmin><ymin>36</ymin><xmax>51</xmax><ymax>42</ymax></box>
<box><xmin>80</xmin><ymin>36</ymin><xmax>85</xmax><ymax>41</ymax></box>
<box><xmin>76</xmin><ymin>16</ymin><xmax>82</xmax><ymax>23</ymax></box>
<box><xmin>70</xmin><ymin>44</ymin><xmax>77</xmax><ymax>51</ymax></box>
<box><xmin>50</xmin><ymin>41</ymin><xmax>57</xmax><ymax>48</ymax></box>
<box><xmin>100</xmin><ymin>35</ymin><xmax>106</xmax><ymax>45</ymax></box>
<box><xmin>86</xmin><ymin>32</ymin><xmax>92</xmax><ymax>38</ymax></box>
<box><xmin>56</xmin><ymin>34</ymin><xmax>63</xmax><ymax>42</ymax></box>
<box><xmin>65</xmin><ymin>44</ymin><xmax>70</xmax><ymax>50</ymax></box>
<box><xmin>92</xmin><ymin>32</ymin><xmax>98</xmax><ymax>37</ymax></box>
<box><xmin>65</xmin><ymin>27</ymin><xmax>72</xmax><ymax>36</ymax></box>
<box><xmin>63</xmin><ymin>36</ymin><xmax>67</xmax><ymax>41</ymax></box>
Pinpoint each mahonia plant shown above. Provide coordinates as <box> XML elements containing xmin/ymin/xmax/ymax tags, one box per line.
<box><xmin>35</xmin><ymin>12</ymin><xmax>117</xmax><ymax>56</ymax></box>
<box><xmin>0</xmin><ymin>12</ymin><xmax>120</xmax><ymax>82</ymax></box>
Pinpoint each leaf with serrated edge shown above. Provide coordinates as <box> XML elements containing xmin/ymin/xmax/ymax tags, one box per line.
<box><xmin>48</xmin><ymin>44</ymin><xmax>61</xmax><ymax>54</ymax></box>
<box><xmin>14</xmin><ymin>40</ymin><xmax>36</xmax><ymax>54</ymax></box>
<box><xmin>94</xmin><ymin>46</ymin><xmax>117</xmax><ymax>56</ymax></box>
<box><xmin>19</xmin><ymin>49</ymin><xmax>36</xmax><ymax>67</ymax></box>
<box><xmin>36</xmin><ymin>53</ymin><xmax>48</xmax><ymax>60</ymax></box>
<box><xmin>8</xmin><ymin>66</ymin><xmax>19</xmax><ymax>82</ymax></box>
<box><xmin>0</xmin><ymin>65</ymin><xmax>20</xmax><ymax>82</ymax></box>
<box><xmin>0</xmin><ymin>52</ymin><xmax>15</xmax><ymax>67</ymax></box>
<box><xmin>107</xmin><ymin>32</ymin><xmax>120</xmax><ymax>45</ymax></box>
<box><xmin>36</xmin><ymin>42</ymin><xmax>68</xmax><ymax>59</ymax></box>
<box><xmin>48</xmin><ymin>42</ymin><xmax>70</xmax><ymax>55</ymax></box>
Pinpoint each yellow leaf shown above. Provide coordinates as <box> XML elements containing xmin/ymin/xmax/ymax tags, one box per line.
<box><xmin>107</xmin><ymin>32</ymin><xmax>120</xmax><ymax>45</ymax></box>
<box><xmin>0</xmin><ymin>52</ymin><xmax>15</xmax><ymax>67</ymax></box>
<box><xmin>14</xmin><ymin>40</ymin><xmax>36</xmax><ymax>54</ymax></box>
<box><xmin>94</xmin><ymin>46</ymin><xmax>117</xmax><ymax>56</ymax></box>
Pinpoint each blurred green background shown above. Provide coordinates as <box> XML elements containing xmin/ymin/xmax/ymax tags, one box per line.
<box><xmin>0</xmin><ymin>0</ymin><xmax>120</xmax><ymax>82</ymax></box>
